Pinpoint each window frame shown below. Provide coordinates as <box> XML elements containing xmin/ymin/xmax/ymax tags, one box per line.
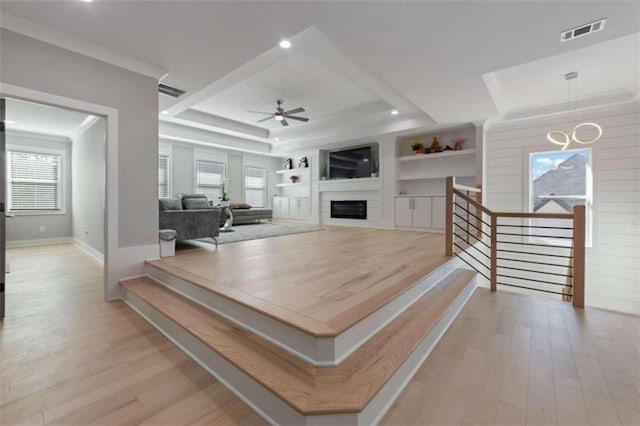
<box><xmin>7</xmin><ymin>144</ymin><xmax>67</xmax><ymax>216</ymax></box>
<box><xmin>526</xmin><ymin>146</ymin><xmax>593</xmax><ymax>247</ymax></box>
<box><xmin>194</xmin><ymin>158</ymin><xmax>226</xmax><ymax>202</ymax></box>
<box><xmin>244</xmin><ymin>166</ymin><xmax>267</xmax><ymax>208</ymax></box>
<box><xmin>158</xmin><ymin>153</ymin><xmax>171</xmax><ymax>198</ymax></box>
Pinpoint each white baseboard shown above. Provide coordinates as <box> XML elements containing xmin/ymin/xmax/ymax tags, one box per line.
<box><xmin>73</xmin><ymin>238</ymin><xmax>104</xmax><ymax>265</ymax></box>
<box><xmin>6</xmin><ymin>237</ymin><xmax>72</xmax><ymax>248</ymax></box>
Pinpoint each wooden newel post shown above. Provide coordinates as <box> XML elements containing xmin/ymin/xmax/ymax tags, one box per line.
<box><xmin>445</xmin><ymin>177</ymin><xmax>454</xmax><ymax>256</ymax></box>
<box><xmin>490</xmin><ymin>213</ymin><xmax>497</xmax><ymax>291</ymax></box>
<box><xmin>572</xmin><ymin>205</ymin><xmax>586</xmax><ymax>308</ymax></box>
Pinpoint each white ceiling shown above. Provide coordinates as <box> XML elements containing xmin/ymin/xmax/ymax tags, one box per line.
<box><xmin>5</xmin><ymin>98</ymin><xmax>92</xmax><ymax>138</ymax></box>
<box><xmin>483</xmin><ymin>33</ymin><xmax>640</xmax><ymax>120</ymax></box>
<box><xmin>193</xmin><ymin>49</ymin><xmax>382</xmax><ymax>131</ymax></box>
<box><xmin>1</xmin><ymin>1</ymin><xmax>639</xmax><ymax>149</ymax></box>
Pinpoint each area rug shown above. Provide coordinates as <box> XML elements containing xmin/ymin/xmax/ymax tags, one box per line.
<box><xmin>200</xmin><ymin>223</ymin><xmax>323</xmax><ymax>245</ymax></box>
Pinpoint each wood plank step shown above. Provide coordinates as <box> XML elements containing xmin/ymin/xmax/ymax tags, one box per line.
<box><xmin>120</xmin><ymin>268</ymin><xmax>475</xmax><ymax>415</ymax></box>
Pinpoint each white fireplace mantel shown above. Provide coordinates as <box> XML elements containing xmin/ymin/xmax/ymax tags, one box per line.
<box><xmin>318</xmin><ymin>177</ymin><xmax>380</xmax><ymax>193</ymax></box>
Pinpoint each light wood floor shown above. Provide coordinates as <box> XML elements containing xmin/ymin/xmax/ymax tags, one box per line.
<box><xmin>0</xmin><ymin>244</ymin><xmax>264</xmax><ymax>425</ymax></box>
<box><xmin>148</xmin><ymin>227</ymin><xmax>449</xmax><ymax>336</ymax></box>
<box><xmin>2</xmin><ymin>244</ymin><xmax>639</xmax><ymax>425</ymax></box>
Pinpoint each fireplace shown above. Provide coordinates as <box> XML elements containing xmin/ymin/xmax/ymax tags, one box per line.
<box><xmin>330</xmin><ymin>200</ymin><xmax>367</xmax><ymax>220</ymax></box>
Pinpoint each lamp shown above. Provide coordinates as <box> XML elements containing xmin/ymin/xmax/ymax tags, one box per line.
<box><xmin>546</xmin><ymin>72</ymin><xmax>602</xmax><ymax>150</ymax></box>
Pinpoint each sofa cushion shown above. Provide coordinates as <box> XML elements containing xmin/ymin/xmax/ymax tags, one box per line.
<box><xmin>230</xmin><ymin>202</ymin><xmax>252</xmax><ymax>209</ymax></box>
<box><xmin>180</xmin><ymin>193</ymin><xmax>210</xmax><ymax>210</ymax></box>
<box><xmin>159</xmin><ymin>198</ymin><xmax>182</xmax><ymax>211</ymax></box>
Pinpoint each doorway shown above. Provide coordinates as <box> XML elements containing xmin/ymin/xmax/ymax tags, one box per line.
<box><xmin>0</xmin><ymin>97</ymin><xmax>106</xmax><ymax>319</ymax></box>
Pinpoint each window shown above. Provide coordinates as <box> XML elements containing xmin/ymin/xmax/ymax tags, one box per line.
<box><xmin>529</xmin><ymin>148</ymin><xmax>592</xmax><ymax>245</ymax></box>
<box><xmin>8</xmin><ymin>150</ymin><xmax>63</xmax><ymax>212</ymax></box>
<box><xmin>245</xmin><ymin>167</ymin><xmax>266</xmax><ymax>207</ymax></box>
<box><xmin>158</xmin><ymin>154</ymin><xmax>170</xmax><ymax>198</ymax></box>
<box><xmin>195</xmin><ymin>160</ymin><xmax>225</xmax><ymax>201</ymax></box>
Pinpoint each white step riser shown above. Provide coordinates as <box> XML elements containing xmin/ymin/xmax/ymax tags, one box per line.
<box><xmin>122</xmin><ymin>277</ymin><xmax>477</xmax><ymax>426</ymax></box>
<box><xmin>144</xmin><ymin>259</ymin><xmax>459</xmax><ymax>367</ymax></box>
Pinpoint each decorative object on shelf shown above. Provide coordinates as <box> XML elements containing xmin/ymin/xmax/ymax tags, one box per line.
<box><xmin>284</xmin><ymin>158</ymin><xmax>293</xmax><ymax>169</ymax></box>
<box><xmin>299</xmin><ymin>156</ymin><xmax>309</xmax><ymax>168</ymax></box>
<box><xmin>430</xmin><ymin>137</ymin><xmax>442</xmax><ymax>153</ymax></box>
<box><xmin>452</xmin><ymin>138</ymin><xmax>466</xmax><ymax>150</ymax></box>
<box><xmin>289</xmin><ymin>175</ymin><xmax>299</xmax><ymax>183</ymax></box>
<box><xmin>371</xmin><ymin>159</ymin><xmax>379</xmax><ymax>177</ymax></box>
<box><xmin>547</xmin><ymin>72</ymin><xmax>602</xmax><ymax>150</ymax></box>
<box><xmin>321</xmin><ymin>164</ymin><xmax>328</xmax><ymax>180</ymax></box>
<box><xmin>411</xmin><ymin>141</ymin><xmax>425</xmax><ymax>154</ymax></box>
<box><xmin>444</xmin><ymin>145</ymin><xmax>453</xmax><ymax>151</ymax></box>
<box><xmin>218</xmin><ymin>179</ymin><xmax>230</xmax><ymax>202</ymax></box>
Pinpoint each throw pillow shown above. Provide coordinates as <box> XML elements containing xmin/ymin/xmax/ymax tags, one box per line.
<box><xmin>183</xmin><ymin>197</ymin><xmax>210</xmax><ymax>210</ymax></box>
<box><xmin>230</xmin><ymin>202</ymin><xmax>252</xmax><ymax>209</ymax></box>
<box><xmin>159</xmin><ymin>198</ymin><xmax>182</xmax><ymax>211</ymax></box>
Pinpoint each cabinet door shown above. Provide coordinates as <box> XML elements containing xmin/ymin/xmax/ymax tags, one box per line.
<box><xmin>289</xmin><ymin>198</ymin><xmax>300</xmax><ymax>220</ymax></box>
<box><xmin>395</xmin><ymin>197</ymin><xmax>413</xmax><ymax>227</ymax></box>
<box><xmin>297</xmin><ymin>198</ymin><xmax>310</xmax><ymax>219</ymax></box>
<box><xmin>431</xmin><ymin>197</ymin><xmax>446</xmax><ymax>229</ymax></box>
<box><xmin>274</xmin><ymin>197</ymin><xmax>290</xmax><ymax>219</ymax></box>
<box><xmin>412</xmin><ymin>197</ymin><xmax>432</xmax><ymax>228</ymax></box>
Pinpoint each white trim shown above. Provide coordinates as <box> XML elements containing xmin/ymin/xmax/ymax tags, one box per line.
<box><xmin>6</xmin><ymin>128</ymin><xmax>71</xmax><ymax>143</ymax></box>
<box><xmin>73</xmin><ymin>237</ymin><xmax>104</xmax><ymax>265</ymax></box>
<box><xmin>0</xmin><ymin>12</ymin><xmax>167</xmax><ymax>80</ymax></box>
<box><xmin>6</xmin><ymin>236</ymin><xmax>72</xmax><ymax>248</ymax></box>
<box><xmin>1</xmin><ymin>82</ymin><xmax>117</xmax><ymax>300</ymax></box>
<box><xmin>6</xmin><ymin>143</ymin><xmax>68</xmax><ymax>215</ymax></box>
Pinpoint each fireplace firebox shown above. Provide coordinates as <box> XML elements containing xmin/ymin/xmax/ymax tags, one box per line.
<box><xmin>330</xmin><ymin>200</ymin><xmax>367</xmax><ymax>220</ymax></box>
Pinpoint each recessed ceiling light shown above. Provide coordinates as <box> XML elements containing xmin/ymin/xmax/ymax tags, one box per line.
<box><xmin>391</xmin><ymin>109</ymin><xmax>399</xmax><ymax>115</ymax></box>
<box><xmin>279</xmin><ymin>40</ymin><xmax>292</xmax><ymax>49</ymax></box>
<box><xmin>274</xmin><ymin>137</ymin><xmax>280</xmax><ymax>141</ymax></box>
<box><xmin>80</xmin><ymin>0</ymin><xmax>94</xmax><ymax>3</ymax></box>
<box><xmin>4</xmin><ymin>120</ymin><xmax>15</xmax><ymax>124</ymax></box>
<box><xmin>161</xmin><ymin>110</ymin><xmax>169</xmax><ymax>115</ymax></box>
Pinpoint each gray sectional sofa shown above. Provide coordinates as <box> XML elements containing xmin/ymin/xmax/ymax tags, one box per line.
<box><xmin>221</xmin><ymin>207</ymin><xmax>272</xmax><ymax>225</ymax></box>
<box><xmin>159</xmin><ymin>194</ymin><xmax>220</xmax><ymax>245</ymax></box>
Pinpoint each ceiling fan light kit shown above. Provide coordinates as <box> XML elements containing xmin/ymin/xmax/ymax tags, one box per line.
<box><xmin>249</xmin><ymin>99</ymin><xmax>309</xmax><ymax>127</ymax></box>
<box><xmin>546</xmin><ymin>71</ymin><xmax>602</xmax><ymax>150</ymax></box>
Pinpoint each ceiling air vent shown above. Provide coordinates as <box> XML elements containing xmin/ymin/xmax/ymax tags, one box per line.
<box><xmin>158</xmin><ymin>82</ymin><xmax>186</xmax><ymax>98</ymax></box>
<box><xmin>561</xmin><ymin>18</ymin><xmax>606</xmax><ymax>42</ymax></box>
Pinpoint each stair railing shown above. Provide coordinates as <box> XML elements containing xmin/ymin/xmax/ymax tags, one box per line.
<box><xmin>445</xmin><ymin>176</ymin><xmax>585</xmax><ymax>308</ymax></box>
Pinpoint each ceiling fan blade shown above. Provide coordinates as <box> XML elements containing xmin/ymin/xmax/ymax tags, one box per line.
<box><xmin>281</xmin><ymin>119</ymin><xmax>289</xmax><ymax>127</ymax></box>
<box><xmin>257</xmin><ymin>115</ymin><xmax>275</xmax><ymax>123</ymax></box>
<box><xmin>284</xmin><ymin>107</ymin><xmax>305</xmax><ymax>115</ymax></box>
<box><xmin>286</xmin><ymin>115</ymin><xmax>309</xmax><ymax>122</ymax></box>
<box><xmin>248</xmin><ymin>110</ymin><xmax>274</xmax><ymax>115</ymax></box>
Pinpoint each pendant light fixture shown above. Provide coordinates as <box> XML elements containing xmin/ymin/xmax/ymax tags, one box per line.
<box><xmin>546</xmin><ymin>71</ymin><xmax>602</xmax><ymax>150</ymax></box>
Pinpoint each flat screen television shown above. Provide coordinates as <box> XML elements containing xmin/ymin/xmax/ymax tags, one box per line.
<box><xmin>329</xmin><ymin>146</ymin><xmax>372</xmax><ymax>179</ymax></box>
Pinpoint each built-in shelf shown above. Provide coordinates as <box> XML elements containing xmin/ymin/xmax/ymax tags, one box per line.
<box><xmin>397</xmin><ymin>173</ymin><xmax>475</xmax><ymax>181</ymax></box>
<box><xmin>275</xmin><ymin>167</ymin><xmax>309</xmax><ymax>174</ymax></box>
<box><xmin>275</xmin><ymin>182</ymin><xmax>302</xmax><ymax>187</ymax></box>
<box><xmin>397</xmin><ymin>149</ymin><xmax>476</xmax><ymax>162</ymax></box>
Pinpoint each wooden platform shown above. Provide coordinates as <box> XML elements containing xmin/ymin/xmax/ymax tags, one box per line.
<box><xmin>122</xmin><ymin>269</ymin><xmax>474</xmax><ymax>415</ymax></box>
<box><xmin>147</xmin><ymin>227</ymin><xmax>448</xmax><ymax>337</ymax></box>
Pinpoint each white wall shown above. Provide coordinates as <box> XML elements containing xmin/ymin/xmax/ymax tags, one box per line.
<box><xmin>72</xmin><ymin>118</ymin><xmax>105</xmax><ymax>256</ymax></box>
<box><xmin>5</xmin><ymin>131</ymin><xmax>72</xmax><ymax>243</ymax></box>
<box><xmin>485</xmin><ymin>102</ymin><xmax>640</xmax><ymax>315</ymax></box>
<box><xmin>1</xmin><ymin>29</ymin><xmax>160</xmax><ymax>299</ymax></box>
<box><xmin>160</xmin><ymin>139</ymin><xmax>280</xmax><ymax>207</ymax></box>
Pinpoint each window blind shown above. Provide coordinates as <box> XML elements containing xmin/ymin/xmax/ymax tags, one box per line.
<box><xmin>8</xmin><ymin>150</ymin><xmax>62</xmax><ymax>211</ymax></box>
<box><xmin>158</xmin><ymin>155</ymin><xmax>170</xmax><ymax>198</ymax></box>
<box><xmin>244</xmin><ymin>167</ymin><xmax>266</xmax><ymax>207</ymax></box>
<box><xmin>196</xmin><ymin>160</ymin><xmax>225</xmax><ymax>201</ymax></box>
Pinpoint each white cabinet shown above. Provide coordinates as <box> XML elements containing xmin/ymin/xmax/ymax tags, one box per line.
<box><xmin>431</xmin><ymin>196</ymin><xmax>446</xmax><ymax>229</ymax></box>
<box><xmin>289</xmin><ymin>197</ymin><xmax>310</xmax><ymax>220</ymax></box>
<box><xmin>395</xmin><ymin>196</ymin><xmax>432</xmax><ymax>228</ymax></box>
<box><xmin>273</xmin><ymin>197</ymin><xmax>289</xmax><ymax>219</ymax></box>
<box><xmin>273</xmin><ymin>197</ymin><xmax>309</xmax><ymax>220</ymax></box>
<box><xmin>395</xmin><ymin>196</ymin><xmax>445</xmax><ymax>230</ymax></box>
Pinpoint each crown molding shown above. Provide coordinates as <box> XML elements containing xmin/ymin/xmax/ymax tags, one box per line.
<box><xmin>0</xmin><ymin>12</ymin><xmax>168</xmax><ymax>80</ymax></box>
<box><xmin>6</xmin><ymin>127</ymin><xmax>71</xmax><ymax>143</ymax></box>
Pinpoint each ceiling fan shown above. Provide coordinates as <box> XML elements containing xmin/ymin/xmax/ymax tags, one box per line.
<box><xmin>248</xmin><ymin>99</ymin><xmax>309</xmax><ymax>127</ymax></box>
